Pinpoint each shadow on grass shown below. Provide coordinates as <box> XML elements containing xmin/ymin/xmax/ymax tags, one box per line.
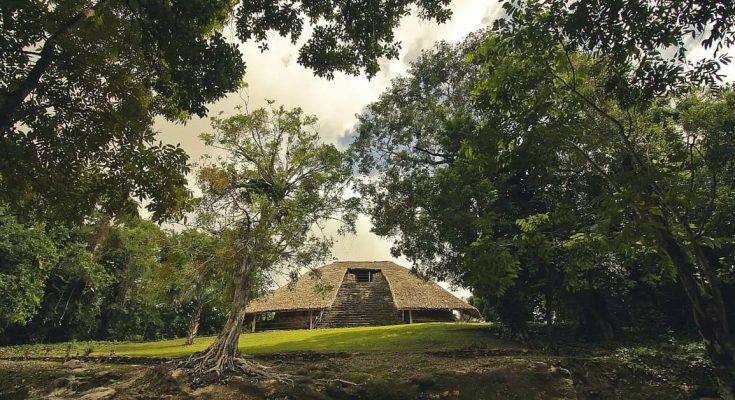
<box><xmin>237</xmin><ymin>323</ymin><xmax>515</xmax><ymax>354</ymax></box>
<box><xmin>0</xmin><ymin>323</ymin><xmax>514</xmax><ymax>358</ymax></box>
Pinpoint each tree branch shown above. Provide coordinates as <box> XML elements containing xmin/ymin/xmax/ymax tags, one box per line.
<box><xmin>414</xmin><ymin>145</ymin><xmax>454</xmax><ymax>162</ymax></box>
<box><xmin>0</xmin><ymin>0</ymin><xmax>109</xmax><ymax>134</ymax></box>
<box><xmin>563</xmin><ymin>139</ymin><xmax>621</xmax><ymax>192</ymax></box>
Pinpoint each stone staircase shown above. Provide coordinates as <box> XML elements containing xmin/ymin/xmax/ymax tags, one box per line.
<box><xmin>317</xmin><ymin>274</ymin><xmax>402</xmax><ymax>328</ymax></box>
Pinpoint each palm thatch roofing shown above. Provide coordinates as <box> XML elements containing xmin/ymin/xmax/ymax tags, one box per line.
<box><xmin>245</xmin><ymin>261</ymin><xmax>479</xmax><ymax>316</ymax></box>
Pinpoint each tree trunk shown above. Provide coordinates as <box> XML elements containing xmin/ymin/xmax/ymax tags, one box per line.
<box><xmin>190</xmin><ymin>262</ymin><xmax>252</xmax><ymax>376</ymax></box>
<box><xmin>544</xmin><ymin>288</ymin><xmax>554</xmax><ymax>337</ymax></box>
<box><xmin>579</xmin><ymin>290</ymin><xmax>614</xmax><ymax>341</ymax></box>
<box><xmin>185</xmin><ymin>303</ymin><xmax>203</xmax><ymax>346</ymax></box>
<box><xmin>656</xmin><ymin>227</ymin><xmax>735</xmax><ymax>399</ymax></box>
<box><xmin>0</xmin><ymin>2</ymin><xmax>105</xmax><ymax>134</ymax></box>
<box><xmin>184</xmin><ymin>260</ymin><xmax>292</xmax><ymax>385</ymax></box>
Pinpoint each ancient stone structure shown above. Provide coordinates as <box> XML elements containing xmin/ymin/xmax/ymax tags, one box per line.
<box><xmin>244</xmin><ymin>261</ymin><xmax>479</xmax><ymax>331</ymax></box>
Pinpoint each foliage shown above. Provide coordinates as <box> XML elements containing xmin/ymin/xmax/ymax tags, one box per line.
<box><xmin>349</xmin><ymin>25</ymin><xmax>735</xmax><ymax>343</ymax></box>
<box><xmin>481</xmin><ymin>5</ymin><xmax>735</xmax><ymax>395</ymax></box>
<box><xmin>0</xmin><ymin>211</ymin><xmax>234</xmax><ymax>344</ymax></box>
<box><xmin>237</xmin><ymin>0</ymin><xmax>452</xmax><ymax>79</ymax></box>
<box><xmin>0</xmin><ymin>211</ymin><xmax>113</xmax><ymax>342</ymax></box>
<box><xmin>1</xmin><ymin>0</ymin><xmax>451</xmax><ymax>223</ymax></box>
<box><xmin>498</xmin><ymin>0</ymin><xmax>735</xmax><ymax>105</ymax></box>
<box><xmin>152</xmin><ymin>229</ymin><xmax>231</xmax><ymax>343</ymax></box>
<box><xmin>196</xmin><ymin>104</ymin><xmax>358</xmax><ymax>277</ymax></box>
<box><xmin>188</xmin><ymin>102</ymin><xmax>358</xmax><ymax>375</ymax></box>
<box><xmin>0</xmin><ymin>211</ymin><xmax>58</xmax><ymax>331</ymax></box>
<box><xmin>1</xmin><ymin>0</ymin><xmax>239</xmax><ymax>221</ymax></box>
<box><xmin>352</xmin><ymin>5</ymin><xmax>735</xmax><ymax>395</ymax></box>
<box><xmin>20</xmin><ymin>236</ymin><xmax>111</xmax><ymax>342</ymax></box>
<box><xmin>348</xmin><ymin>35</ymin><xmax>629</xmax><ymax>336</ymax></box>
<box><xmin>91</xmin><ymin>215</ymin><xmax>186</xmax><ymax>341</ymax></box>
<box><xmin>154</xmin><ymin>230</ymin><xmax>227</xmax><ymax>307</ymax></box>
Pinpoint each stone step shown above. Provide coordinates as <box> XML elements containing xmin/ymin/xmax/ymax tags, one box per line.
<box><xmin>323</xmin><ymin>310</ymin><xmax>398</xmax><ymax>315</ymax></box>
<box><xmin>321</xmin><ymin>312</ymin><xmax>396</xmax><ymax>316</ymax></box>
<box><xmin>320</xmin><ymin>319</ymin><xmax>394</xmax><ymax>323</ymax></box>
<box><xmin>320</xmin><ymin>310</ymin><xmax>397</xmax><ymax>315</ymax></box>
<box><xmin>315</xmin><ymin>274</ymin><xmax>404</xmax><ymax>328</ymax></box>
<box><xmin>317</xmin><ymin>316</ymin><xmax>401</xmax><ymax>321</ymax></box>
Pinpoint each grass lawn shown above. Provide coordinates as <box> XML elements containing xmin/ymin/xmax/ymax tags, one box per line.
<box><xmin>0</xmin><ymin>323</ymin><xmax>720</xmax><ymax>399</ymax></box>
<box><xmin>0</xmin><ymin>322</ymin><xmax>511</xmax><ymax>358</ymax></box>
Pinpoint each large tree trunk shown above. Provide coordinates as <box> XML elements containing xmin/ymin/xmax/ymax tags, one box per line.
<box><xmin>185</xmin><ymin>303</ymin><xmax>203</xmax><ymax>346</ymax></box>
<box><xmin>637</xmin><ymin>182</ymin><xmax>735</xmax><ymax>397</ymax></box>
<box><xmin>189</xmin><ymin>263</ymin><xmax>252</xmax><ymax>377</ymax></box>
<box><xmin>579</xmin><ymin>290</ymin><xmax>614</xmax><ymax>341</ymax></box>
<box><xmin>656</xmin><ymin>227</ymin><xmax>735</xmax><ymax>399</ymax></box>
<box><xmin>184</xmin><ymin>260</ymin><xmax>292</xmax><ymax>385</ymax></box>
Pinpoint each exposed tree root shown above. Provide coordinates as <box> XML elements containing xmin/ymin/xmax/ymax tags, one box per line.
<box><xmin>176</xmin><ymin>351</ymin><xmax>363</xmax><ymax>391</ymax></box>
<box><xmin>179</xmin><ymin>351</ymin><xmax>294</xmax><ymax>387</ymax></box>
<box><xmin>315</xmin><ymin>378</ymin><xmax>360</xmax><ymax>387</ymax></box>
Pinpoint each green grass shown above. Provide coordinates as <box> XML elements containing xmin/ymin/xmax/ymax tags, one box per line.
<box><xmin>0</xmin><ymin>323</ymin><xmax>512</xmax><ymax>358</ymax></box>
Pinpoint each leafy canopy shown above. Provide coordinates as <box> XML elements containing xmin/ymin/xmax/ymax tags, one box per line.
<box><xmin>0</xmin><ymin>210</ymin><xmax>107</xmax><ymax>336</ymax></box>
<box><xmin>349</xmin><ymin>26</ymin><xmax>735</xmax><ymax>340</ymax></box>
<box><xmin>498</xmin><ymin>0</ymin><xmax>735</xmax><ymax>105</ymax></box>
<box><xmin>1</xmin><ymin>0</ymin><xmax>450</xmax><ymax>222</ymax></box>
<box><xmin>197</xmin><ymin>103</ymin><xmax>357</xmax><ymax>275</ymax></box>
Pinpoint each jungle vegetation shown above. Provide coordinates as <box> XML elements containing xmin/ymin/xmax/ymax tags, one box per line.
<box><xmin>3</xmin><ymin>0</ymin><xmax>735</xmax><ymax>397</ymax></box>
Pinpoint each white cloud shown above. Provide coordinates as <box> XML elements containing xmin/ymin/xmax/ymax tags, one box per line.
<box><xmin>157</xmin><ymin>0</ymin><xmax>497</xmax><ymax>152</ymax></box>
<box><xmin>154</xmin><ymin>0</ymin><xmax>735</xmax><ymax>300</ymax></box>
<box><xmin>154</xmin><ymin>1</ymin><xmax>496</xmax><ymax>297</ymax></box>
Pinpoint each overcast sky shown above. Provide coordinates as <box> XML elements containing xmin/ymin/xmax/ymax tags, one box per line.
<box><xmin>154</xmin><ymin>0</ymin><xmax>735</xmax><ymax>298</ymax></box>
<box><xmin>154</xmin><ymin>0</ymin><xmax>502</xmax><ymax>297</ymax></box>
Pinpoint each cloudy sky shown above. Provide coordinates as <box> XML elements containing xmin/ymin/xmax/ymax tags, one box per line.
<box><xmin>154</xmin><ymin>0</ymin><xmax>504</xmax><ymax>297</ymax></box>
<box><xmin>154</xmin><ymin>0</ymin><xmax>735</xmax><ymax>297</ymax></box>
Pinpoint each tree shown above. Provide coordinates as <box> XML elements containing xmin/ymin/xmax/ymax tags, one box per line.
<box><xmin>0</xmin><ymin>211</ymin><xmax>234</xmax><ymax>344</ymax></box>
<box><xmin>187</xmin><ymin>103</ymin><xmax>356</xmax><ymax>379</ymax></box>
<box><xmin>154</xmin><ymin>229</ymin><xmax>229</xmax><ymax>345</ymax></box>
<box><xmin>1</xmin><ymin>0</ymin><xmax>243</xmax><ymax>221</ymax></box>
<box><xmin>350</xmin><ymin>24</ymin><xmax>735</xmax><ymax>397</ymax></box>
<box><xmin>16</xmin><ymin>234</ymin><xmax>111</xmax><ymax>343</ymax></box>
<box><xmin>473</xmin><ymin>5</ymin><xmax>735</xmax><ymax>396</ymax></box>
<box><xmin>0</xmin><ymin>207</ymin><xmax>111</xmax><ymax>342</ymax></box>
<box><xmin>349</xmin><ymin>34</ymin><xmax>504</xmax><ymax>288</ymax></box>
<box><xmin>499</xmin><ymin>0</ymin><xmax>735</xmax><ymax>105</ymax></box>
<box><xmin>92</xmin><ymin>214</ymin><xmax>169</xmax><ymax>340</ymax></box>
<box><xmin>1</xmin><ymin>0</ymin><xmax>451</xmax><ymax>222</ymax></box>
<box><xmin>0</xmin><ymin>211</ymin><xmax>58</xmax><ymax>332</ymax></box>
<box><xmin>348</xmin><ymin>35</ymin><xmax>597</xmax><ymax>337</ymax></box>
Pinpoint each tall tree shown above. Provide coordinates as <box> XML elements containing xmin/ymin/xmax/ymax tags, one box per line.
<box><xmin>154</xmin><ymin>229</ymin><xmax>229</xmax><ymax>345</ymax></box>
<box><xmin>350</xmin><ymin>23</ymin><xmax>735</xmax><ymax>397</ymax></box>
<box><xmin>187</xmin><ymin>104</ymin><xmax>356</xmax><ymax>379</ymax></box>
<box><xmin>1</xmin><ymin>0</ymin><xmax>243</xmax><ymax>221</ymax></box>
<box><xmin>0</xmin><ymin>210</ymin><xmax>58</xmax><ymax>332</ymax></box>
<box><xmin>17</xmin><ymin>233</ymin><xmax>111</xmax><ymax>342</ymax></box>
<box><xmin>348</xmin><ymin>35</ymin><xmax>634</xmax><ymax>339</ymax></box>
<box><xmin>1</xmin><ymin>0</ymin><xmax>451</xmax><ymax>222</ymax></box>
<box><xmin>0</xmin><ymin>208</ymin><xmax>110</xmax><ymax>342</ymax></box>
<box><xmin>93</xmin><ymin>215</ymin><xmax>168</xmax><ymax>340</ymax></box>
<box><xmin>476</xmin><ymin>4</ymin><xmax>735</xmax><ymax>396</ymax></box>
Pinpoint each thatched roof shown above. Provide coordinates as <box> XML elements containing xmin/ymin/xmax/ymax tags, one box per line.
<box><xmin>245</xmin><ymin>261</ymin><xmax>479</xmax><ymax>315</ymax></box>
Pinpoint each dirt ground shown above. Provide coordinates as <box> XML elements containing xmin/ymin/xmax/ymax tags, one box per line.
<box><xmin>0</xmin><ymin>349</ymin><xmax>720</xmax><ymax>400</ymax></box>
